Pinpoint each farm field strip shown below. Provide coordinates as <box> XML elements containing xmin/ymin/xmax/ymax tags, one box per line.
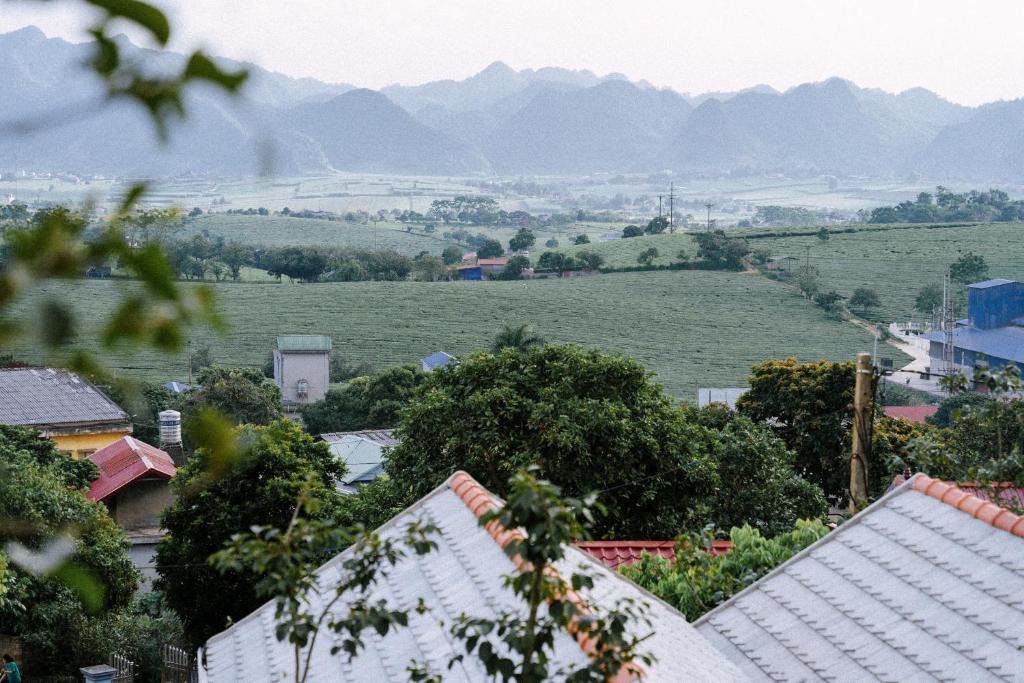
<box><xmin>5</xmin><ymin>271</ymin><xmax>903</xmax><ymax>400</ymax></box>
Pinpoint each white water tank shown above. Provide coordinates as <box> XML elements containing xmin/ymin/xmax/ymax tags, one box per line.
<box><xmin>159</xmin><ymin>410</ymin><xmax>182</xmax><ymax>446</ymax></box>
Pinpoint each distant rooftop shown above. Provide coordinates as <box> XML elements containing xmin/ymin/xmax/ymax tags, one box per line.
<box><xmin>967</xmin><ymin>278</ymin><xmax>1016</xmax><ymax>289</ymax></box>
<box><xmin>923</xmin><ymin>325</ymin><xmax>1024</xmax><ymax>363</ymax></box>
<box><xmin>276</xmin><ymin>335</ymin><xmax>332</xmax><ymax>352</ymax></box>
<box><xmin>0</xmin><ymin>368</ymin><xmax>130</xmax><ymax>430</ymax></box>
<box><xmin>421</xmin><ymin>351</ymin><xmax>455</xmax><ymax>371</ymax></box>
<box><xmin>882</xmin><ymin>405</ymin><xmax>938</xmax><ymax>424</ymax></box>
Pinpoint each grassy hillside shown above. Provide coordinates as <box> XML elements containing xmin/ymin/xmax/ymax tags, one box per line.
<box><xmin>6</xmin><ymin>271</ymin><xmax>903</xmax><ymax>400</ymax></box>
<box><xmin>555</xmin><ymin>232</ymin><xmax>698</xmax><ymax>267</ymax></box>
<box><xmin>182</xmin><ymin>214</ymin><xmax>454</xmax><ymax>255</ymax></box>
<box><xmin>746</xmin><ymin>222</ymin><xmax>1024</xmax><ymax>321</ymax></box>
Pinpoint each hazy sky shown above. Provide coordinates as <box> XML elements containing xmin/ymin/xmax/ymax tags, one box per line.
<box><xmin>3</xmin><ymin>0</ymin><xmax>1023</xmax><ymax>106</ymax></box>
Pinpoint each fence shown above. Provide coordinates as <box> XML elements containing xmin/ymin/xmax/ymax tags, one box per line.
<box><xmin>109</xmin><ymin>653</ymin><xmax>134</xmax><ymax>683</ymax></box>
<box><xmin>162</xmin><ymin>644</ymin><xmax>198</xmax><ymax>683</ymax></box>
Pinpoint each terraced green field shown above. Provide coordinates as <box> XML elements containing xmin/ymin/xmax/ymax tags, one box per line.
<box><xmin>183</xmin><ymin>214</ymin><xmax>454</xmax><ymax>255</ymax></box>
<box><xmin>556</xmin><ymin>232</ymin><xmax>698</xmax><ymax>267</ymax></box>
<box><xmin>6</xmin><ymin>271</ymin><xmax>903</xmax><ymax>400</ymax></box>
<box><xmin>745</xmin><ymin>222</ymin><xmax>1024</xmax><ymax>321</ymax></box>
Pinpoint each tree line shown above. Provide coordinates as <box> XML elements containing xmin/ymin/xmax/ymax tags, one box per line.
<box><xmin>869</xmin><ymin>187</ymin><xmax>1024</xmax><ymax>224</ymax></box>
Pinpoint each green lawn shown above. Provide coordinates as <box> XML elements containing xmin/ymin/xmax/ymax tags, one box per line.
<box><xmin>745</xmin><ymin>222</ymin><xmax>1024</xmax><ymax>321</ymax></box>
<box><xmin>6</xmin><ymin>271</ymin><xmax>903</xmax><ymax>400</ymax></box>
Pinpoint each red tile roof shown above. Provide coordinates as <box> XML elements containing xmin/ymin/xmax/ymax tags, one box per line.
<box><xmin>87</xmin><ymin>436</ymin><xmax>176</xmax><ymax>502</ymax></box>
<box><xmin>912</xmin><ymin>474</ymin><xmax>1024</xmax><ymax>537</ymax></box>
<box><xmin>574</xmin><ymin>540</ymin><xmax>733</xmax><ymax>570</ymax></box>
<box><xmin>477</xmin><ymin>258</ymin><xmax>507</xmax><ymax>266</ymax></box>
<box><xmin>881</xmin><ymin>405</ymin><xmax>938</xmax><ymax>423</ymax></box>
<box><xmin>957</xmin><ymin>481</ymin><xmax>1024</xmax><ymax>509</ymax></box>
<box><xmin>449</xmin><ymin>472</ymin><xmax>644</xmax><ymax>682</ymax></box>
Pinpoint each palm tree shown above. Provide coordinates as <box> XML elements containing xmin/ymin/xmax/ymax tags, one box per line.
<box><xmin>491</xmin><ymin>323</ymin><xmax>545</xmax><ymax>353</ymax></box>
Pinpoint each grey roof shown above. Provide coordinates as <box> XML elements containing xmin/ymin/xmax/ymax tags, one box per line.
<box><xmin>697</xmin><ymin>387</ymin><xmax>748</xmax><ymax>409</ymax></box>
<box><xmin>202</xmin><ymin>472</ymin><xmax>745</xmax><ymax>683</ymax></box>
<box><xmin>695</xmin><ymin>474</ymin><xmax>1024</xmax><ymax>682</ymax></box>
<box><xmin>922</xmin><ymin>326</ymin><xmax>1024</xmax><ymax>363</ymax></box>
<box><xmin>320</xmin><ymin>429</ymin><xmax>399</xmax><ymax>447</ymax></box>
<box><xmin>326</xmin><ymin>435</ymin><xmax>391</xmax><ymax>484</ymax></box>
<box><xmin>276</xmin><ymin>335</ymin><xmax>332</xmax><ymax>353</ymax></box>
<box><xmin>0</xmin><ymin>368</ymin><xmax>130</xmax><ymax>429</ymax></box>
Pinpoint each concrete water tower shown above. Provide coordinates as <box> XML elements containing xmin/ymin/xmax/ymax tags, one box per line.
<box><xmin>273</xmin><ymin>335</ymin><xmax>331</xmax><ymax>410</ymax></box>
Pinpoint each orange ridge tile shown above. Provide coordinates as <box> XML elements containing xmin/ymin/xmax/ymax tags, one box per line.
<box><xmin>448</xmin><ymin>471</ymin><xmax>647</xmax><ymax>681</ymax></box>
<box><xmin>912</xmin><ymin>474</ymin><xmax>1024</xmax><ymax>538</ymax></box>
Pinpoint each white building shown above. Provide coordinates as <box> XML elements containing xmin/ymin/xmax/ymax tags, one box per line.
<box><xmin>273</xmin><ymin>335</ymin><xmax>331</xmax><ymax>408</ymax></box>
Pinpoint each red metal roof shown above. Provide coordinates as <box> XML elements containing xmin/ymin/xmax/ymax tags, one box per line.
<box><xmin>573</xmin><ymin>539</ymin><xmax>732</xmax><ymax>570</ymax></box>
<box><xmin>477</xmin><ymin>258</ymin><xmax>507</xmax><ymax>266</ymax></box>
<box><xmin>87</xmin><ymin>436</ymin><xmax>176</xmax><ymax>502</ymax></box>
<box><xmin>882</xmin><ymin>405</ymin><xmax>938</xmax><ymax>424</ymax></box>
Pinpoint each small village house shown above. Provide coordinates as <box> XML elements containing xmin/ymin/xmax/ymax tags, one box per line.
<box><xmin>0</xmin><ymin>367</ymin><xmax>131</xmax><ymax>458</ymax></box>
<box><xmin>273</xmin><ymin>335</ymin><xmax>331</xmax><ymax>409</ymax></box>
<box><xmin>87</xmin><ymin>436</ymin><xmax>177</xmax><ymax>589</ymax></box>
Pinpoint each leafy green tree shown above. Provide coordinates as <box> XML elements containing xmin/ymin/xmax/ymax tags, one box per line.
<box><xmin>300</xmin><ymin>365</ymin><xmax>426</xmax><ymax>434</ymax></box>
<box><xmin>645</xmin><ymin>216</ymin><xmax>669</xmax><ymax>234</ymax></box>
<box><xmin>0</xmin><ymin>427</ymin><xmax>139</xmax><ymax>675</ymax></box>
<box><xmin>491</xmin><ymin>323</ymin><xmax>545</xmax><ymax>353</ymax></box>
<box><xmin>156</xmin><ymin>420</ymin><xmax>346</xmax><ymax>646</ymax></box>
<box><xmin>738</xmin><ymin>358</ymin><xmax>857</xmax><ymax>501</ymax></box>
<box><xmin>536</xmin><ymin>251</ymin><xmax>575</xmax><ymax>273</ymax></box>
<box><xmin>178</xmin><ymin>366</ymin><xmax>282</xmax><ymax>428</ymax></box>
<box><xmin>412</xmin><ymin>254</ymin><xmax>446</xmax><ymax>282</ymax></box>
<box><xmin>816</xmin><ymin>227</ymin><xmax>830</xmax><ymax>241</ymax></box>
<box><xmin>575</xmin><ymin>250</ymin><xmax>605</xmax><ymax>270</ymax></box>
<box><xmin>621</xmin><ymin>519</ymin><xmax>829</xmax><ymax>621</ymax></box>
<box><xmin>477</xmin><ymin>239</ymin><xmax>505</xmax><ymax>259</ymax></box>
<box><xmin>637</xmin><ymin>247</ymin><xmax>659</xmax><ymax>266</ymax></box>
<box><xmin>621</xmin><ymin>225</ymin><xmax>644</xmax><ymax>238</ymax></box>
<box><xmin>950</xmin><ymin>251</ymin><xmax>989</xmax><ymax>284</ymax></box>
<box><xmin>441</xmin><ymin>245</ymin><xmax>464</xmax><ymax>265</ymax></box>
<box><xmin>914</xmin><ymin>283</ymin><xmax>943</xmax><ymax>316</ymax></box>
<box><xmin>796</xmin><ymin>266</ymin><xmax>820</xmax><ymax>299</ymax></box>
<box><xmin>849</xmin><ymin>288</ymin><xmax>880</xmax><ymax>314</ymax></box>
<box><xmin>386</xmin><ymin>345</ymin><xmax>718</xmax><ymax>538</ymax></box>
<box><xmin>500</xmin><ymin>255</ymin><xmax>531</xmax><ymax>279</ymax></box>
<box><xmin>509</xmin><ymin>229</ymin><xmax>536</xmax><ymax>252</ymax></box>
<box><xmin>813</xmin><ymin>290</ymin><xmax>845</xmax><ymax>314</ymax></box>
<box><xmin>573</xmin><ymin>234</ymin><xmax>590</xmax><ymax>245</ymax></box>
<box><xmin>685</xmin><ymin>406</ymin><xmax>827</xmax><ymax>535</ymax></box>
<box><xmin>694</xmin><ymin>230</ymin><xmax>750</xmax><ymax>269</ymax></box>
<box><xmin>544</xmin><ymin>238</ymin><xmax>559</xmax><ymax>248</ymax></box>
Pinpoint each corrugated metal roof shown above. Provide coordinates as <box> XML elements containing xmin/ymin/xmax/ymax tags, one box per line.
<box><xmin>202</xmin><ymin>471</ymin><xmax>746</xmax><ymax>683</ymax></box>
<box><xmin>967</xmin><ymin>278</ymin><xmax>1016</xmax><ymax>289</ymax></box>
<box><xmin>326</xmin><ymin>434</ymin><xmax>392</xmax><ymax>484</ymax></box>
<box><xmin>477</xmin><ymin>258</ymin><xmax>507</xmax><ymax>266</ymax></box>
<box><xmin>421</xmin><ymin>351</ymin><xmax>455</xmax><ymax>370</ymax></box>
<box><xmin>0</xmin><ymin>368</ymin><xmax>130</xmax><ymax>428</ymax></box>
<box><xmin>87</xmin><ymin>436</ymin><xmax>176</xmax><ymax>502</ymax></box>
<box><xmin>320</xmin><ymin>429</ymin><xmax>398</xmax><ymax>446</ymax></box>
<box><xmin>921</xmin><ymin>326</ymin><xmax>1024</xmax><ymax>363</ymax></box>
<box><xmin>276</xmin><ymin>335</ymin><xmax>332</xmax><ymax>352</ymax></box>
<box><xmin>696</xmin><ymin>474</ymin><xmax>1024</xmax><ymax>681</ymax></box>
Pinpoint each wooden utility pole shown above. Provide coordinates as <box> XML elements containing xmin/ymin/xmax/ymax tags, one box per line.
<box><xmin>849</xmin><ymin>352</ymin><xmax>873</xmax><ymax>514</ymax></box>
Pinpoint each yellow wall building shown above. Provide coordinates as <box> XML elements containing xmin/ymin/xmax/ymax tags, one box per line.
<box><xmin>0</xmin><ymin>367</ymin><xmax>133</xmax><ymax>458</ymax></box>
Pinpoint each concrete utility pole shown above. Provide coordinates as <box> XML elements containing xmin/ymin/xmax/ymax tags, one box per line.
<box><xmin>669</xmin><ymin>182</ymin><xmax>675</xmax><ymax>232</ymax></box>
<box><xmin>705</xmin><ymin>203</ymin><xmax>713</xmax><ymax>232</ymax></box>
<box><xmin>849</xmin><ymin>352</ymin><xmax>873</xmax><ymax>514</ymax></box>
<box><xmin>658</xmin><ymin>195</ymin><xmax>663</xmax><ymax>219</ymax></box>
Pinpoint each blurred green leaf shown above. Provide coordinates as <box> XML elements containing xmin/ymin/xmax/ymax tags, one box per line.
<box><xmin>184</xmin><ymin>52</ymin><xmax>248</xmax><ymax>91</ymax></box>
<box><xmin>87</xmin><ymin>0</ymin><xmax>171</xmax><ymax>44</ymax></box>
<box><xmin>52</xmin><ymin>562</ymin><xmax>106</xmax><ymax>614</ymax></box>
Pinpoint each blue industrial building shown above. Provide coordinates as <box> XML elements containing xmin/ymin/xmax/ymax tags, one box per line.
<box><xmin>923</xmin><ymin>279</ymin><xmax>1024</xmax><ymax>375</ymax></box>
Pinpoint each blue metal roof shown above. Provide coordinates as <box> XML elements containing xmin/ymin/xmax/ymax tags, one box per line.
<box><xmin>967</xmin><ymin>278</ymin><xmax>1016</xmax><ymax>289</ymax></box>
<box><xmin>421</xmin><ymin>351</ymin><xmax>455</xmax><ymax>370</ymax></box>
<box><xmin>922</xmin><ymin>326</ymin><xmax>1024</xmax><ymax>363</ymax></box>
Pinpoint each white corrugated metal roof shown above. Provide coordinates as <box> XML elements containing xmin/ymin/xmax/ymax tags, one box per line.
<box><xmin>696</xmin><ymin>474</ymin><xmax>1024</xmax><ymax>681</ymax></box>
<box><xmin>202</xmin><ymin>472</ymin><xmax>746</xmax><ymax>682</ymax></box>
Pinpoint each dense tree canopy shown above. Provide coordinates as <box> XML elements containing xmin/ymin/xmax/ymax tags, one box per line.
<box><xmin>386</xmin><ymin>345</ymin><xmax>719</xmax><ymax>538</ymax></box>
<box><xmin>476</xmin><ymin>238</ymin><xmax>505</xmax><ymax>259</ymax></box>
<box><xmin>300</xmin><ymin>365</ymin><xmax>426</xmax><ymax>434</ymax></box>
<box><xmin>738</xmin><ymin>358</ymin><xmax>856</xmax><ymax>501</ymax></box>
<box><xmin>156</xmin><ymin>420</ymin><xmax>345</xmax><ymax>646</ymax></box>
<box><xmin>0</xmin><ymin>427</ymin><xmax>138</xmax><ymax>675</ymax></box>
<box><xmin>694</xmin><ymin>230</ymin><xmax>750</xmax><ymax>269</ymax></box>
<box><xmin>869</xmin><ymin>187</ymin><xmax>1024</xmax><ymax>224</ymax></box>
<box><xmin>178</xmin><ymin>366</ymin><xmax>282</xmax><ymax>427</ymax></box>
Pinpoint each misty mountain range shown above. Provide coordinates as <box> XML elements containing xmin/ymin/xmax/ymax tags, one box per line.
<box><xmin>2</xmin><ymin>25</ymin><xmax>1022</xmax><ymax>181</ymax></box>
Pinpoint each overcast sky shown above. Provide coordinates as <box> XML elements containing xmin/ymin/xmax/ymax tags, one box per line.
<box><xmin>3</xmin><ymin>0</ymin><xmax>1023</xmax><ymax>106</ymax></box>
